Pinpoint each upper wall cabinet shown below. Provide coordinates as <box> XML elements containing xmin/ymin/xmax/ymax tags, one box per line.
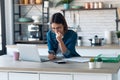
<box><xmin>13</xmin><ymin>0</ymin><xmax>49</xmax><ymax>44</ymax></box>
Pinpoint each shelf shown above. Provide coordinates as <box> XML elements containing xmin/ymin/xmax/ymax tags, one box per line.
<box><xmin>13</xmin><ymin>0</ymin><xmax>49</xmax><ymax>44</ymax></box>
<box><xmin>15</xmin><ymin>4</ymin><xmax>42</xmax><ymax>6</ymax></box>
<box><xmin>15</xmin><ymin>22</ymin><xmax>43</xmax><ymax>25</ymax></box>
<box><xmin>14</xmin><ymin>40</ymin><xmax>47</xmax><ymax>44</ymax></box>
<box><xmin>61</xmin><ymin>8</ymin><xmax>117</xmax><ymax>11</ymax></box>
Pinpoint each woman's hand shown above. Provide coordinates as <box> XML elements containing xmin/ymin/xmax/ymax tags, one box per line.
<box><xmin>56</xmin><ymin>32</ymin><xmax>63</xmax><ymax>42</ymax></box>
<box><xmin>48</xmin><ymin>54</ymin><xmax>56</xmax><ymax>60</ymax></box>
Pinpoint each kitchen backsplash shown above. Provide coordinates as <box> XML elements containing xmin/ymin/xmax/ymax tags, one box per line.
<box><xmin>49</xmin><ymin>0</ymin><xmax>120</xmax><ymax>46</ymax></box>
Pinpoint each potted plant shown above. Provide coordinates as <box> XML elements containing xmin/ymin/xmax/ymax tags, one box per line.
<box><xmin>55</xmin><ymin>0</ymin><xmax>73</xmax><ymax>9</ymax></box>
<box><xmin>116</xmin><ymin>31</ymin><xmax>120</xmax><ymax>45</ymax></box>
<box><xmin>96</xmin><ymin>57</ymin><xmax>103</xmax><ymax>68</ymax></box>
<box><xmin>88</xmin><ymin>58</ymin><xmax>95</xmax><ymax>69</ymax></box>
<box><xmin>116</xmin><ymin>31</ymin><xmax>120</xmax><ymax>38</ymax></box>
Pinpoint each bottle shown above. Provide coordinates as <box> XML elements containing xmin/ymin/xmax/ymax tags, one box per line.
<box><xmin>77</xmin><ymin>36</ymin><xmax>82</xmax><ymax>46</ymax></box>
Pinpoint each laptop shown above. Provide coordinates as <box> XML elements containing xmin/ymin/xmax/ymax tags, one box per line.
<box><xmin>17</xmin><ymin>44</ymin><xmax>49</xmax><ymax>62</ymax></box>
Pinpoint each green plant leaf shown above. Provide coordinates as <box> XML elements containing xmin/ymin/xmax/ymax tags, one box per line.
<box><xmin>55</xmin><ymin>0</ymin><xmax>73</xmax><ymax>7</ymax></box>
<box><xmin>116</xmin><ymin>31</ymin><xmax>120</xmax><ymax>38</ymax></box>
<box><xmin>55</xmin><ymin>1</ymin><xmax>64</xmax><ymax>7</ymax></box>
<box><xmin>96</xmin><ymin>57</ymin><xmax>102</xmax><ymax>62</ymax></box>
<box><xmin>90</xmin><ymin>58</ymin><xmax>95</xmax><ymax>62</ymax></box>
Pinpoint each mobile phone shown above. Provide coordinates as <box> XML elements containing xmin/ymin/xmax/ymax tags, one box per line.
<box><xmin>55</xmin><ymin>61</ymin><xmax>66</xmax><ymax>64</ymax></box>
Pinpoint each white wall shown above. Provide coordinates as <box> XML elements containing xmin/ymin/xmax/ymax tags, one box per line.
<box><xmin>5</xmin><ymin>0</ymin><xmax>13</xmax><ymax>45</ymax></box>
<box><xmin>5</xmin><ymin>0</ymin><xmax>120</xmax><ymax>45</ymax></box>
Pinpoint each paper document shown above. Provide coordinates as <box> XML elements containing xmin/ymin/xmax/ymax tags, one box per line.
<box><xmin>62</xmin><ymin>57</ymin><xmax>90</xmax><ymax>63</ymax></box>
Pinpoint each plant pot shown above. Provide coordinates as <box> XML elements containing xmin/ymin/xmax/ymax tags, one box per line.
<box><xmin>64</xmin><ymin>3</ymin><xmax>69</xmax><ymax>9</ymax></box>
<box><xmin>118</xmin><ymin>38</ymin><xmax>120</xmax><ymax>45</ymax></box>
<box><xmin>96</xmin><ymin>62</ymin><xmax>102</xmax><ymax>68</ymax></box>
<box><xmin>88</xmin><ymin>62</ymin><xmax>95</xmax><ymax>69</ymax></box>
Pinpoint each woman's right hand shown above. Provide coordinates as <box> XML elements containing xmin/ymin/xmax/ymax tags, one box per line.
<box><xmin>48</xmin><ymin>54</ymin><xmax>56</xmax><ymax>60</ymax></box>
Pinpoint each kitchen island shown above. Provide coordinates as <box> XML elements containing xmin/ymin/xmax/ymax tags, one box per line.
<box><xmin>0</xmin><ymin>55</ymin><xmax>120</xmax><ymax>80</ymax></box>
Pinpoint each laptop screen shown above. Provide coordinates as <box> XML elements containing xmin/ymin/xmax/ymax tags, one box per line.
<box><xmin>17</xmin><ymin>44</ymin><xmax>42</xmax><ymax>62</ymax></box>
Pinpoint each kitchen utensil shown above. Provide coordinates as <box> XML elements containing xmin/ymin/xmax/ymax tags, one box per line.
<box><xmin>89</xmin><ymin>35</ymin><xmax>104</xmax><ymax>46</ymax></box>
<box><xmin>32</xmin><ymin>16</ymin><xmax>41</xmax><ymax>23</ymax></box>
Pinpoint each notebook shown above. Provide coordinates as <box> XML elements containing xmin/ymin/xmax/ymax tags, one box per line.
<box><xmin>17</xmin><ymin>44</ymin><xmax>49</xmax><ymax>62</ymax></box>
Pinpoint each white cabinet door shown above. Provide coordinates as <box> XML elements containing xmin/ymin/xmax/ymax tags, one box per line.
<box><xmin>0</xmin><ymin>72</ymin><xmax>8</xmax><ymax>80</ymax></box>
<box><xmin>74</xmin><ymin>74</ymin><xmax>112</xmax><ymax>80</ymax></box>
<box><xmin>40</xmin><ymin>74</ymin><xmax>72</xmax><ymax>80</ymax></box>
<box><xmin>9</xmin><ymin>72</ymin><xmax>39</xmax><ymax>80</ymax></box>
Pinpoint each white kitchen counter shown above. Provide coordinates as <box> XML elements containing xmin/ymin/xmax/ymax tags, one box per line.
<box><xmin>6</xmin><ymin>44</ymin><xmax>120</xmax><ymax>57</ymax></box>
<box><xmin>0</xmin><ymin>55</ymin><xmax>120</xmax><ymax>80</ymax></box>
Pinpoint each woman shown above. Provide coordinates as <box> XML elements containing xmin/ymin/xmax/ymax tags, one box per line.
<box><xmin>47</xmin><ymin>12</ymin><xmax>80</xmax><ymax>60</ymax></box>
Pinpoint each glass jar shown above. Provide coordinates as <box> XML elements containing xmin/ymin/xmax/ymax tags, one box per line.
<box><xmin>94</xmin><ymin>2</ymin><xmax>98</xmax><ymax>9</ymax></box>
<box><xmin>35</xmin><ymin>0</ymin><xmax>42</xmax><ymax>4</ymax></box>
<box><xmin>84</xmin><ymin>2</ymin><xmax>90</xmax><ymax>9</ymax></box>
<box><xmin>98</xmin><ymin>2</ymin><xmax>103</xmax><ymax>8</ymax></box>
<box><xmin>19</xmin><ymin>0</ymin><xmax>24</xmax><ymax>4</ymax></box>
<box><xmin>90</xmin><ymin>2</ymin><xmax>94</xmax><ymax>9</ymax></box>
<box><xmin>24</xmin><ymin>0</ymin><xmax>29</xmax><ymax>4</ymax></box>
<box><xmin>29</xmin><ymin>0</ymin><xmax>35</xmax><ymax>4</ymax></box>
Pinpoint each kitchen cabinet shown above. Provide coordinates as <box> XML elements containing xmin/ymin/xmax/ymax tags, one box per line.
<box><xmin>13</xmin><ymin>0</ymin><xmax>49</xmax><ymax>44</ymax></box>
<box><xmin>74</xmin><ymin>74</ymin><xmax>111</xmax><ymax>80</ymax></box>
<box><xmin>0</xmin><ymin>72</ymin><xmax>116</xmax><ymax>80</ymax></box>
<box><xmin>40</xmin><ymin>74</ymin><xmax>72</xmax><ymax>80</ymax></box>
<box><xmin>0</xmin><ymin>72</ymin><xmax>8</xmax><ymax>80</ymax></box>
<box><xmin>9</xmin><ymin>72</ymin><xmax>39</xmax><ymax>80</ymax></box>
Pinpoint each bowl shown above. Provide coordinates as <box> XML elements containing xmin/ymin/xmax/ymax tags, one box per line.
<box><xmin>71</xmin><ymin>6</ymin><xmax>84</xmax><ymax>9</ymax></box>
<box><xmin>18</xmin><ymin>17</ymin><xmax>33</xmax><ymax>22</ymax></box>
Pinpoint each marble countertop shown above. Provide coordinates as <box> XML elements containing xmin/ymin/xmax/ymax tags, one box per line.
<box><xmin>6</xmin><ymin>44</ymin><xmax>120</xmax><ymax>49</ymax></box>
<box><xmin>0</xmin><ymin>55</ymin><xmax>120</xmax><ymax>73</ymax></box>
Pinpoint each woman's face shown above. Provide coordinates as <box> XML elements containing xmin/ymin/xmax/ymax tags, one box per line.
<box><xmin>51</xmin><ymin>23</ymin><xmax>64</xmax><ymax>34</ymax></box>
